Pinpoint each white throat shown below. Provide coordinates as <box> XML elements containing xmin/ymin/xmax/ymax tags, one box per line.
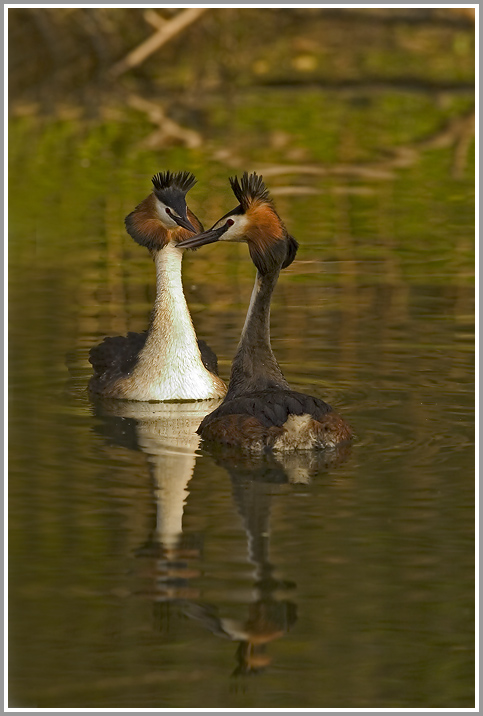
<box><xmin>127</xmin><ymin>244</ymin><xmax>225</xmax><ymax>400</ymax></box>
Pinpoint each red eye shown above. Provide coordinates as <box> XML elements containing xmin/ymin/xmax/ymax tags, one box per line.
<box><xmin>165</xmin><ymin>207</ymin><xmax>172</xmax><ymax>215</ymax></box>
<box><xmin>226</xmin><ymin>219</ymin><xmax>234</xmax><ymax>227</ymax></box>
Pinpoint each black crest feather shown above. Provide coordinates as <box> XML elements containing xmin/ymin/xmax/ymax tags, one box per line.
<box><xmin>229</xmin><ymin>172</ymin><xmax>272</xmax><ymax>211</ymax></box>
<box><xmin>152</xmin><ymin>170</ymin><xmax>197</xmax><ymax>195</ymax></box>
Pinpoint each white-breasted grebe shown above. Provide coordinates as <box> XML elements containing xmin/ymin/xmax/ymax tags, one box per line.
<box><xmin>89</xmin><ymin>171</ymin><xmax>227</xmax><ymax>401</ymax></box>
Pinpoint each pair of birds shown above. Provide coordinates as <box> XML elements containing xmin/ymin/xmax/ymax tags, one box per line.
<box><xmin>89</xmin><ymin>170</ymin><xmax>352</xmax><ymax>451</ymax></box>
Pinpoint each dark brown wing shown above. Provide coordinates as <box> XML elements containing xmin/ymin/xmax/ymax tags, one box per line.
<box><xmin>89</xmin><ymin>331</ymin><xmax>147</xmax><ymax>384</ymax></box>
<box><xmin>89</xmin><ymin>331</ymin><xmax>219</xmax><ymax>390</ymax></box>
<box><xmin>199</xmin><ymin>389</ymin><xmax>333</xmax><ymax>433</ymax></box>
<box><xmin>199</xmin><ymin>391</ymin><xmax>352</xmax><ymax>450</ymax></box>
<box><xmin>200</xmin><ymin>413</ymin><xmax>283</xmax><ymax>448</ymax></box>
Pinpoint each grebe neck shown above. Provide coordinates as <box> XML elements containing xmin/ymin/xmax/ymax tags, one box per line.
<box><xmin>151</xmin><ymin>243</ymin><xmax>188</xmax><ymax>331</ymax></box>
<box><xmin>226</xmin><ymin>268</ymin><xmax>290</xmax><ymax>399</ymax></box>
<box><xmin>126</xmin><ymin>243</ymin><xmax>225</xmax><ymax>400</ymax></box>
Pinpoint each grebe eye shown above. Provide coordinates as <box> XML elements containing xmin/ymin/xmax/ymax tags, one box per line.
<box><xmin>165</xmin><ymin>207</ymin><xmax>172</xmax><ymax>215</ymax></box>
<box><xmin>226</xmin><ymin>219</ymin><xmax>234</xmax><ymax>227</ymax></box>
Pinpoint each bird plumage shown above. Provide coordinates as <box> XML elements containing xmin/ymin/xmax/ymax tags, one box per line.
<box><xmin>89</xmin><ymin>171</ymin><xmax>227</xmax><ymax>401</ymax></box>
<box><xmin>178</xmin><ymin>172</ymin><xmax>352</xmax><ymax>450</ymax></box>
<box><xmin>152</xmin><ymin>169</ymin><xmax>197</xmax><ymax>195</ymax></box>
<box><xmin>89</xmin><ymin>332</ymin><xmax>219</xmax><ymax>390</ymax></box>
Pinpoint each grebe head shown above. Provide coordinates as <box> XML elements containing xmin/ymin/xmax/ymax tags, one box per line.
<box><xmin>179</xmin><ymin>172</ymin><xmax>298</xmax><ymax>274</ymax></box>
<box><xmin>125</xmin><ymin>170</ymin><xmax>199</xmax><ymax>252</ymax></box>
<box><xmin>151</xmin><ymin>170</ymin><xmax>198</xmax><ymax>233</ymax></box>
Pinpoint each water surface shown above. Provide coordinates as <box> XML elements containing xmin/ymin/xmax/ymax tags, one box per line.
<box><xmin>8</xmin><ymin>86</ymin><xmax>474</xmax><ymax>708</ymax></box>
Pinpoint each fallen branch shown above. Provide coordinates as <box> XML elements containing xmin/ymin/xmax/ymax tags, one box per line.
<box><xmin>143</xmin><ymin>9</ymin><xmax>167</xmax><ymax>31</ymax></box>
<box><xmin>109</xmin><ymin>7</ymin><xmax>208</xmax><ymax>78</ymax></box>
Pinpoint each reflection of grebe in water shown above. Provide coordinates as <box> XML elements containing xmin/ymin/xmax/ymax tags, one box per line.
<box><xmin>179</xmin><ymin>172</ymin><xmax>352</xmax><ymax>450</ymax></box>
<box><xmin>185</xmin><ymin>458</ymin><xmax>299</xmax><ymax>676</ymax></box>
<box><xmin>89</xmin><ymin>171</ymin><xmax>226</xmax><ymax>401</ymax></box>
<box><xmin>93</xmin><ymin>402</ymin><xmax>350</xmax><ymax>671</ymax></box>
<box><xmin>93</xmin><ymin>399</ymin><xmax>219</xmax><ymax>602</ymax></box>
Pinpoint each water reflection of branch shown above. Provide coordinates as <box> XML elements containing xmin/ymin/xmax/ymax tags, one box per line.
<box><xmin>250</xmin><ymin>110</ymin><xmax>475</xmax><ymax>184</ymax></box>
<box><xmin>125</xmin><ymin>93</ymin><xmax>202</xmax><ymax>149</ymax></box>
<box><xmin>416</xmin><ymin>110</ymin><xmax>475</xmax><ymax>178</ymax></box>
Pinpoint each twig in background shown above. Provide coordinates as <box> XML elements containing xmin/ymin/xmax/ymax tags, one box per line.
<box><xmin>109</xmin><ymin>8</ymin><xmax>208</xmax><ymax>78</ymax></box>
<box><xmin>143</xmin><ymin>9</ymin><xmax>167</xmax><ymax>31</ymax></box>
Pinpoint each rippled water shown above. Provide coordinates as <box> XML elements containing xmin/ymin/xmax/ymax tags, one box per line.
<box><xmin>8</xmin><ymin>96</ymin><xmax>474</xmax><ymax>707</ymax></box>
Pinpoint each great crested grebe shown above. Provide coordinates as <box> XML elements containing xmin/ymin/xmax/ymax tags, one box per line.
<box><xmin>89</xmin><ymin>171</ymin><xmax>227</xmax><ymax>401</ymax></box>
<box><xmin>178</xmin><ymin>172</ymin><xmax>352</xmax><ymax>450</ymax></box>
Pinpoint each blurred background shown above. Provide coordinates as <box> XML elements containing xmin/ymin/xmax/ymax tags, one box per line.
<box><xmin>9</xmin><ymin>7</ymin><xmax>475</xmax><ymax>358</ymax></box>
<box><xmin>9</xmin><ymin>7</ymin><xmax>475</xmax><ymax>709</ymax></box>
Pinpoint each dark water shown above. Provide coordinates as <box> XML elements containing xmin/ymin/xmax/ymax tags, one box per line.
<box><xmin>8</xmin><ymin>88</ymin><xmax>474</xmax><ymax>708</ymax></box>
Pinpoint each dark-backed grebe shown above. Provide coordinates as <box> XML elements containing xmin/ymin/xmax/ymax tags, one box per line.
<box><xmin>89</xmin><ymin>171</ymin><xmax>227</xmax><ymax>401</ymax></box>
<box><xmin>178</xmin><ymin>172</ymin><xmax>352</xmax><ymax>450</ymax></box>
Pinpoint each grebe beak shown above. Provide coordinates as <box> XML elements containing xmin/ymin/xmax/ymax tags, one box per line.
<box><xmin>178</xmin><ymin>223</ymin><xmax>229</xmax><ymax>249</ymax></box>
<box><xmin>173</xmin><ymin>214</ymin><xmax>198</xmax><ymax>233</ymax></box>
